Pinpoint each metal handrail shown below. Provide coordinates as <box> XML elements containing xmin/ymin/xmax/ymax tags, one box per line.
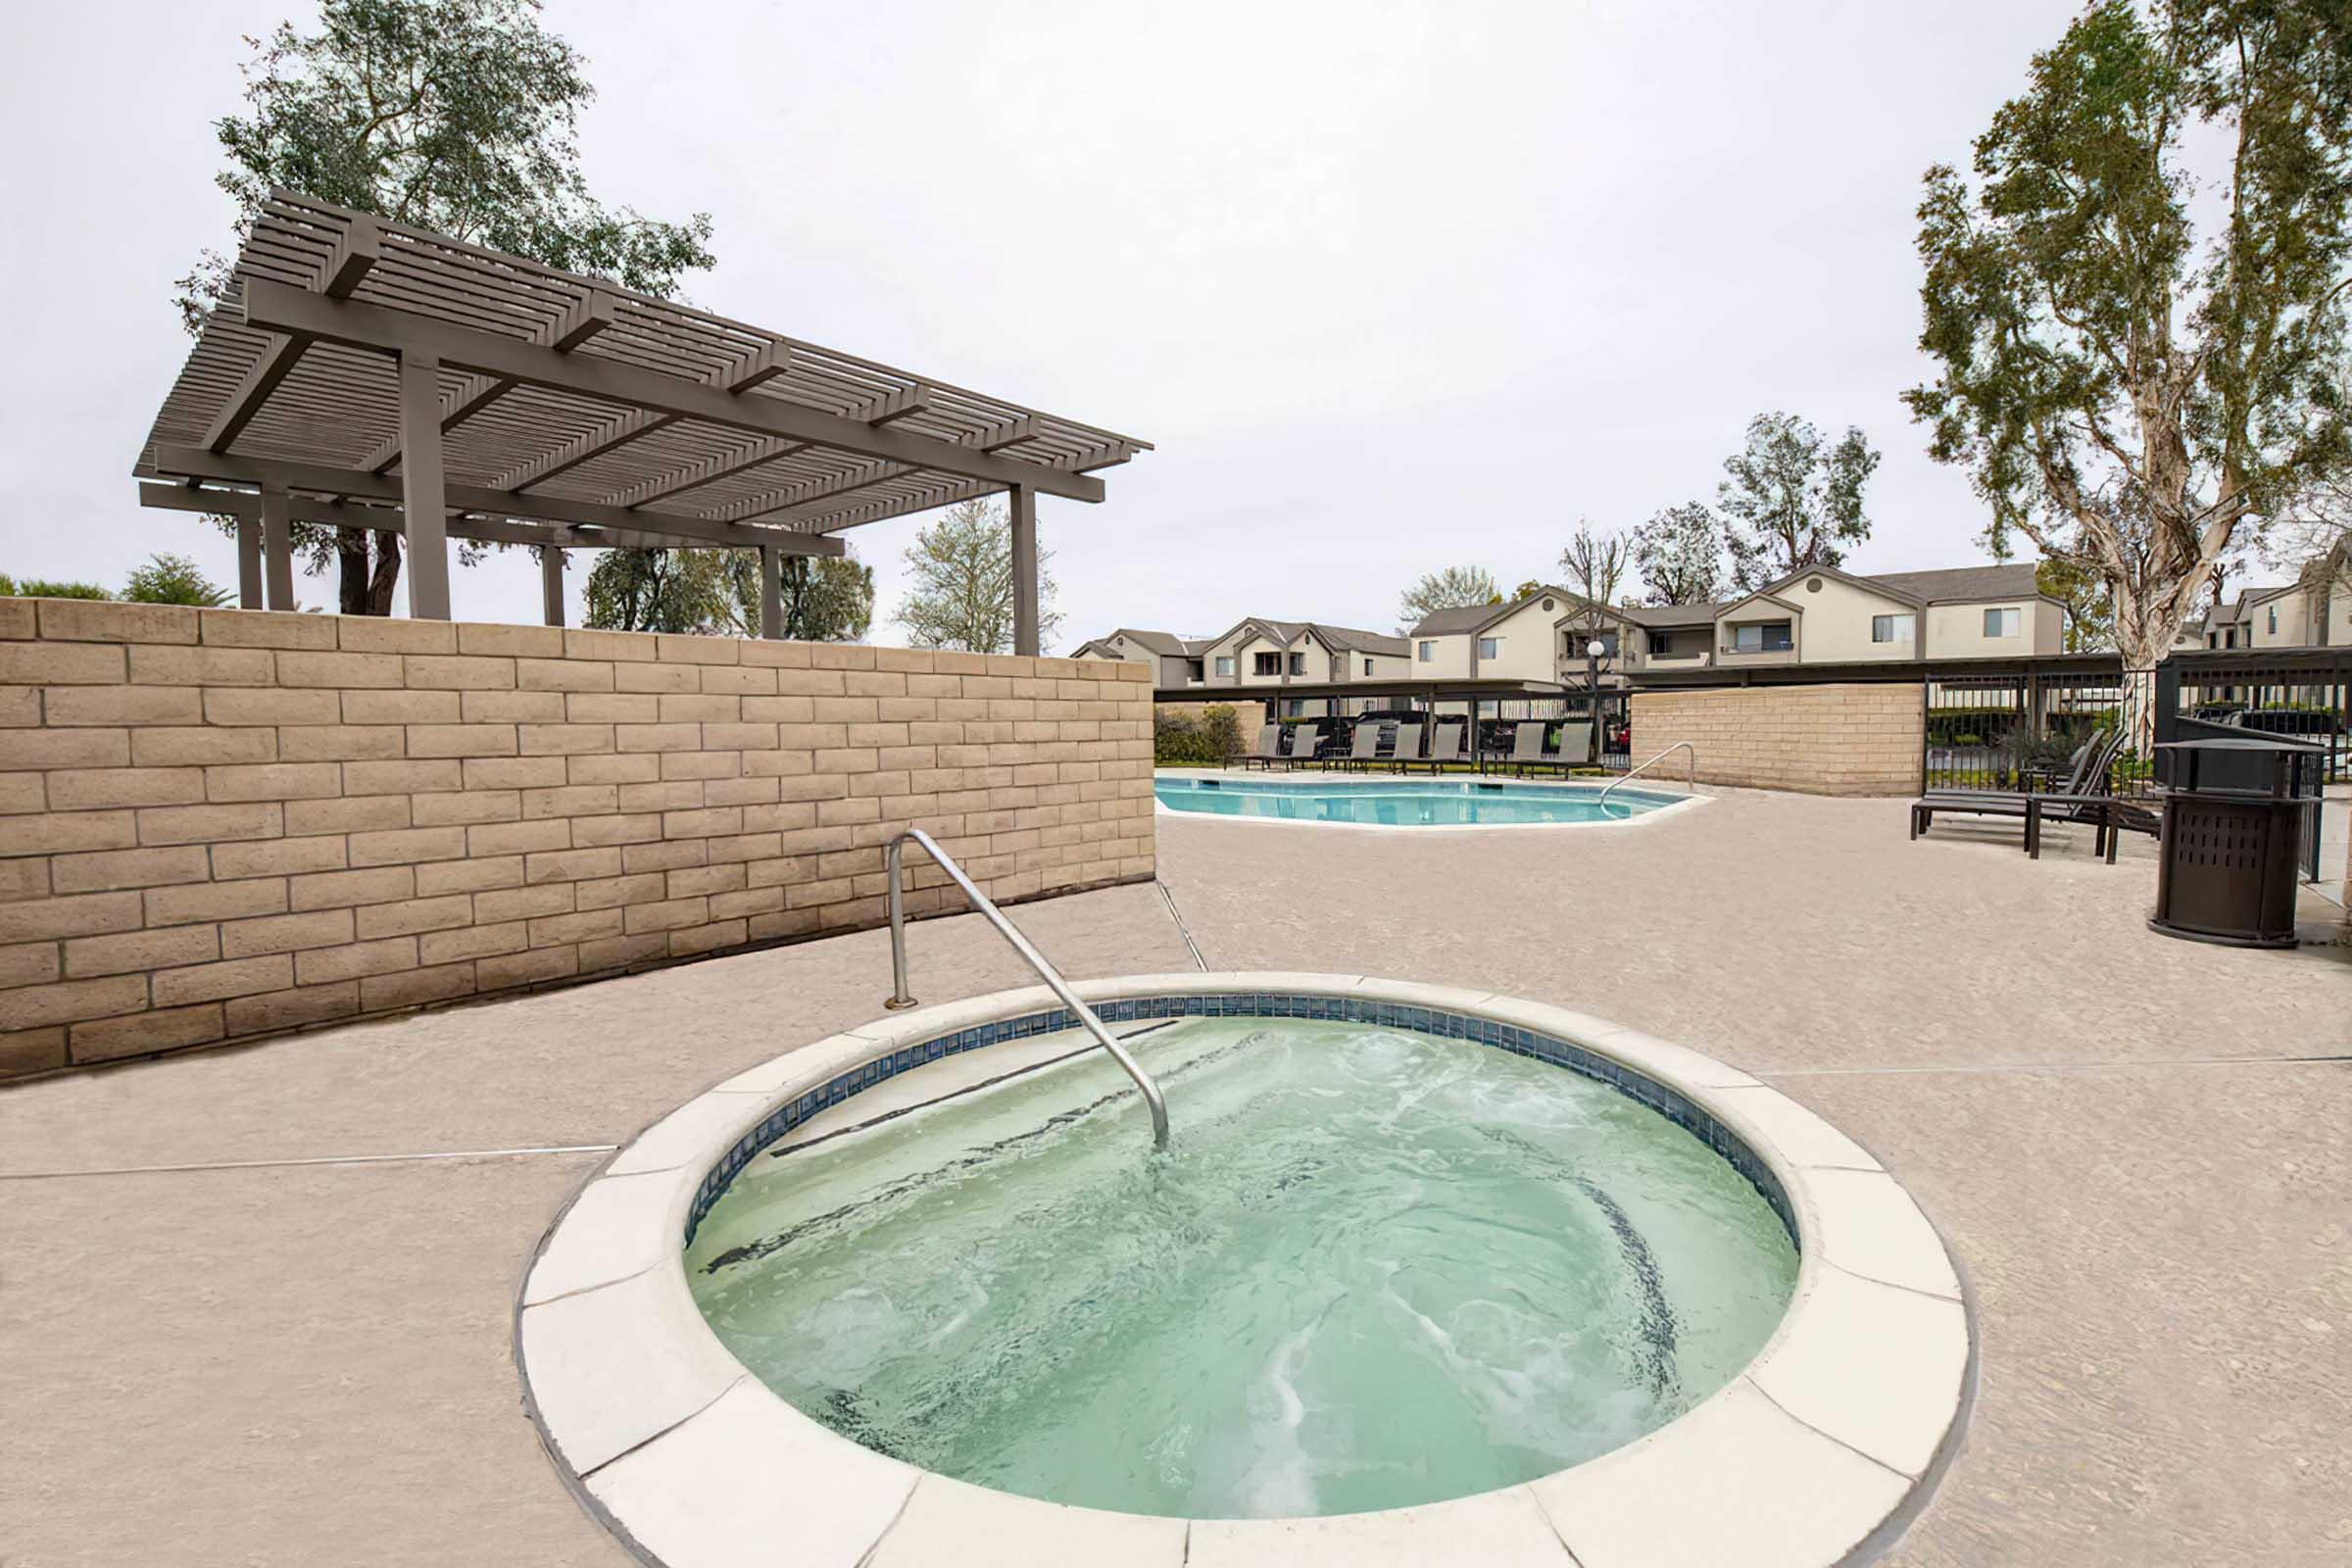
<box><xmin>883</xmin><ymin>828</ymin><xmax>1170</xmax><ymax>1152</ymax></box>
<box><xmin>1598</xmin><ymin>742</ymin><xmax>1696</xmax><ymax>807</ymax></box>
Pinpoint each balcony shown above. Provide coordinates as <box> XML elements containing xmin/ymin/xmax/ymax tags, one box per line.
<box><xmin>1715</xmin><ymin>645</ymin><xmax>1797</xmax><ymax>666</ymax></box>
<box><xmin>1642</xmin><ymin>652</ymin><xmax>1713</xmax><ymax>670</ymax></box>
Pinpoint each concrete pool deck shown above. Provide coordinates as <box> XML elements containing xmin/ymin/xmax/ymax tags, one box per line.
<box><xmin>3</xmin><ymin>785</ymin><xmax>2346</xmax><ymax>1565</ymax></box>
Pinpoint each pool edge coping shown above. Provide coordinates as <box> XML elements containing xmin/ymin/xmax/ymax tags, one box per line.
<box><xmin>1152</xmin><ymin>768</ymin><xmax>1712</xmax><ymax>832</ymax></box>
<box><xmin>514</xmin><ymin>974</ymin><xmax>1972</xmax><ymax>1568</ymax></box>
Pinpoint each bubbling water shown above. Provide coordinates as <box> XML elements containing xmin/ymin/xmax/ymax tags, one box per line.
<box><xmin>686</xmin><ymin>1017</ymin><xmax>1796</xmax><ymax>1519</ymax></box>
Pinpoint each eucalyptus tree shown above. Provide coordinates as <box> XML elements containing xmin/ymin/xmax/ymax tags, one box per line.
<box><xmin>1907</xmin><ymin>0</ymin><xmax>2352</xmax><ymax>673</ymax></box>
<box><xmin>181</xmin><ymin>0</ymin><xmax>717</xmax><ymax>613</ymax></box>
<box><xmin>1397</xmin><ymin>565</ymin><xmax>1501</xmax><ymax>631</ymax></box>
<box><xmin>1716</xmin><ymin>414</ymin><xmax>1881</xmax><ymax>592</ymax></box>
<box><xmin>1630</xmin><ymin>502</ymin><xmax>1728</xmax><ymax>605</ymax></box>
<box><xmin>896</xmin><ymin>499</ymin><xmax>1062</xmax><ymax>654</ymax></box>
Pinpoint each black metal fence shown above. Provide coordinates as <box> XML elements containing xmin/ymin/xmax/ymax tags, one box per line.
<box><xmin>1921</xmin><ymin>666</ymin><xmax>2163</xmax><ymax>795</ymax></box>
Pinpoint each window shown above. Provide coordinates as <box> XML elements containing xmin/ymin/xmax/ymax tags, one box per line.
<box><xmin>1330</xmin><ymin>655</ymin><xmax>1344</xmax><ymax>680</ymax></box>
<box><xmin>1732</xmin><ymin>621</ymin><xmax>1792</xmax><ymax>653</ymax></box>
<box><xmin>1363</xmin><ymin>658</ymin><xmax>1375</xmax><ymax>676</ymax></box>
<box><xmin>1648</xmin><ymin>632</ymin><xmax>1671</xmax><ymax>656</ymax></box>
<box><xmin>1871</xmin><ymin>612</ymin><xmax>1916</xmax><ymax>644</ymax></box>
<box><xmin>1983</xmin><ymin>608</ymin><xmax>2020</xmax><ymax>639</ymax></box>
<box><xmin>2267</xmin><ymin>605</ymin><xmax>2278</xmax><ymax>634</ymax></box>
<box><xmin>1213</xmin><ymin>655</ymin><xmax>1234</xmax><ymax>677</ymax></box>
<box><xmin>1477</xmin><ymin>636</ymin><xmax>1502</xmax><ymax>660</ymax></box>
<box><xmin>1251</xmin><ymin>652</ymin><xmax>1280</xmax><ymax>676</ymax></box>
<box><xmin>1575</xmin><ymin>631</ymin><xmax>1620</xmax><ymax>661</ymax></box>
<box><xmin>1417</xmin><ymin>640</ymin><xmax>1435</xmax><ymax>662</ymax></box>
<box><xmin>1287</xmin><ymin>652</ymin><xmax>1306</xmax><ymax>675</ymax></box>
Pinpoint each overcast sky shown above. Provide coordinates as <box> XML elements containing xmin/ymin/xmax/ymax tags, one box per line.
<box><xmin>0</xmin><ymin>0</ymin><xmax>2078</xmax><ymax>649</ymax></box>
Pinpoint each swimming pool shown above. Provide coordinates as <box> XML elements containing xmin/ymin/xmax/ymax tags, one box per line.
<box><xmin>1154</xmin><ymin>775</ymin><xmax>1687</xmax><ymax>827</ymax></box>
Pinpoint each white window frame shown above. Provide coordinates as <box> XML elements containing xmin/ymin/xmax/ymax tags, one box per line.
<box><xmin>1477</xmin><ymin>636</ymin><xmax>1502</xmax><ymax>660</ymax></box>
<box><xmin>1871</xmin><ymin>612</ymin><xmax>1915</xmax><ymax>644</ymax></box>
<box><xmin>1362</xmin><ymin>658</ymin><xmax>1374</xmax><ymax>676</ymax></box>
<box><xmin>2267</xmin><ymin>605</ymin><xmax>2278</xmax><ymax>634</ymax></box>
<box><xmin>1287</xmin><ymin>651</ymin><xmax>1306</xmax><ymax>676</ymax></box>
<box><xmin>1213</xmin><ymin>655</ymin><xmax>1234</xmax><ymax>677</ymax></box>
<box><xmin>1416</xmin><ymin>640</ymin><xmax>1436</xmax><ymax>662</ymax></box>
<box><xmin>1984</xmin><ymin>607</ymin><xmax>2021</xmax><ymax>639</ymax></box>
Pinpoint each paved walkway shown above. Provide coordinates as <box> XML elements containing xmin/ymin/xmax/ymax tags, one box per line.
<box><xmin>3</xmin><ymin>789</ymin><xmax>2345</xmax><ymax>1565</ymax></box>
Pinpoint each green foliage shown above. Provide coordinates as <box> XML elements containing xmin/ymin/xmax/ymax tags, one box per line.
<box><xmin>1153</xmin><ymin>705</ymin><xmax>1245</xmax><ymax>765</ymax></box>
<box><xmin>1630</xmin><ymin>502</ymin><xmax>1726</xmax><ymax>605</ymax></box>
<box><xmin>1718</xmin><ymin>413</ymin><xmax>1881</xmax><ymax>591</ymax></box>
<box><xmin>121</xmin><ymin>554</ymin><xmax>231</xmax><ymax>607</ymax></box>
<box><xmin>2035</xmin><ymin>558</ymin><xmax>2114</xmax><ymax>651</ymax></box>
<box><xmin>0</xmin><ymin>574</ymin><xmax>111</xmax><ymax>600</ymax></box>
<box><xmin>1397</xmin><ymin>565</ymin><xmax>1500</xmax><ymax>632</ymax></box>
<box><xmin>894</xmin><ymin>499</ymin><xmax>1061</xmax><ymax>654</ymax></box>
<box><xmin>180</xmin><ymin>0</ymin><xmax>718</xmax><ymax>612</ymax></box>
<box><xmin>581</xmin><ymin>548</ymin><xmax>717</xmax><ymax>634</ymax></box>
<box><xmin>1907</xmin><ymin>0</ymin><xmax>2352</xmax><ymax>663</ymax></box>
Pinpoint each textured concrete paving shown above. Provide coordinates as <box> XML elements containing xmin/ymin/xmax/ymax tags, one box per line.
<box><xmin>2</xmin><ymin>788</ymin><xmax>2346</xmax><ymax>1564</ymax></box>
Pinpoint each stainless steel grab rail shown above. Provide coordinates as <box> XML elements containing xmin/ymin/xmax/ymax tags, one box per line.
<box><xmin>1598</xmin><ymin>742</ymin><xmax>1696</xmax><ymax>807</ymax></box>
<box><xmin>883</xmin><ymin>828</ymin><xmax>1170</xmax><ymax>1152</ymax></box>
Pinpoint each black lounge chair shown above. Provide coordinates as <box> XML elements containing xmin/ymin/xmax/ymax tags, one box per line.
<box><xmin>1332</xmin><ymin>724</ymin><xmax>1382</xmax><ymax>772</ymax></box>
<box><xmin>1419</xmin><ymin>721</ymin><xmax>1465</xmax><ymax>772</ymax></box>
<box><xmin>1911</xmin><ymin>730</ymin><xmax>2136</xmax><ymax>859</ymax></box>
<box><xmin>1236</xmin><ymin>724</ymin><xmax>1283</xmax><ymax>770</ymax></box>
<box><xmin>1504</xmin><ymin>721</ymin><xmax>1554</xmax><ymax>778</ymax></box>
<box><xmin>1272</xmin><ymin>722</ymin><xmax>1322</xmax><ymax>772</ymax></box>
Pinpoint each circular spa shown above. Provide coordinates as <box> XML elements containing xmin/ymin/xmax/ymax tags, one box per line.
<box><xmin>520</xmin><ymin>978</ymin><xmax>1973</xmax><ymax>1568</ymax></box>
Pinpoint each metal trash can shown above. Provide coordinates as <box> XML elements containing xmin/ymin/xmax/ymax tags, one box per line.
<box><xmin>2148</xmin><ymin>737</ymin><xmax>2325</xmax><ymax>949</ymax></box>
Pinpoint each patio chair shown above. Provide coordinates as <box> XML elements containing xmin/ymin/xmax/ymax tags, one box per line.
<box><xmin>1418</xmin><ymin>721</ymin><xmax>1465</xmax><ymax>773</ymax></box>
<box><xmin>1505</xmin><ymin>721</ymin><xmax>1554</xmax><ymax>777</ymax></box>
<box><xmin>1910</xmin><ymin>729</ymin><xmax>2129</xmax><ymax>858</ymax></box>
<box><xmin>1236</xmin><ymin>724</ymin><xmax>1283</xmax><ymax>770</ymax></box>
<box><xmin>1550</xmin><ymin>721</ymin><xmax>1593</xmax><ymax>774</ymax></box>
<box><xmin>1386</xmin><ymin>726</ymin><xmax>1425</xmax><ymax>773</ymax></box>
<box><xmin>1332</xmin><ymin>723</ymin><xmax>1383</xmax><ymax>772</ymax></box>
<box><xmin>1272</xmin><ymin>722</ymin><xmax>1322</xmax><ymax>772</ymax></box>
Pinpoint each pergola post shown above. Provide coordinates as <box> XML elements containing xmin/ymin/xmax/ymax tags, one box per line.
<box><xmin>759</xmin><ymin>544</ymin><xmax>783</xmax><ymax>640</ymax></box>
<box><xmin>399</xmin><ymin>350</ymin><xmax>452</xmax><ymax>619</ymax></box>
<box><xmin>1009</xmin><ymin>482</ymin><xmax>1039</xmax><ymax>657</ymax></box>
<box><xmin>540</xmin><ymin>547</ymin><xmax>565</xmax><ymax>628</ymax></box>
<box><xmin>260</xmin><ymin>487</ymin><xmax>296</xmax><ymax>612</ymax></box>
<box><xmin>235</xmin><ymin>515</ymin><xmax>264</xmax><ymax>610</ymax></box>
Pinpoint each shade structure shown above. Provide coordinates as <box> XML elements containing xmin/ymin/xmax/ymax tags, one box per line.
<box><xmin>134</xmin><ymin>190</ymin><xmax>1152</xmax><ymax>649</ymax></box>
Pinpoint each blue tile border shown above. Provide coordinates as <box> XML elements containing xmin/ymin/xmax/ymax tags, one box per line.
<box><xmin>683</xmin><ymin>994</ymin><xmax>1799</xmax><ymax>1250</ymax></box>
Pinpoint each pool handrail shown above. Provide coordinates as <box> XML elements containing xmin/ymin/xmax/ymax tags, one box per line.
<box><xmin>1598</xmin><ymin>742</ymin><xmax>1696</xmax><ymax>807</ymax></box>
<box><xmin>881</xmin><ymin>827</ymin><xmax>1171</xmax><ymax>1152</ymax></box>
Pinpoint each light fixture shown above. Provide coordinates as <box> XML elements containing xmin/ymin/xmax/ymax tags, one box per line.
<box><xmin>1587</xmin><ymin>639</ymin><xmax>1606</xmax><ymax>660</ymax></box>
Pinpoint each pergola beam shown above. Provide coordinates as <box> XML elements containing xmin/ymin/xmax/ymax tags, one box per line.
<box><xmin>200</xmin><ymin>333</ymin><xmax>312</xmax><ymax>453</ymax></box>
<box><xmin>141</xmin><ymin>456</ymin><xmax>843</xmax><ymax>557</ymax></box>
<box><xmin>357</xmin><ymin>289</ymin><xmax>621</xmax><ymax>475</ymax></box>
<box><xmin>720</xmin><ymin>460</ymin><xmax>915</xmax><ymax>524</ymax></box>
<box><xmin>238</xmin><ymin>279</ymin><xmax>1106</xmax><ymax>503</ymax></box>
<box><xmin>137</xmin><ymin>481</ymin><xmax>833</xmax><ymax>558</ymax></box>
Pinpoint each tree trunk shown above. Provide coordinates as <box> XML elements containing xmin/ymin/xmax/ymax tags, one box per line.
<box><xmin>367</xmin><ymin>532</ymin><xmax>403</xmax><ymax>615</ymax></box>
<box><xmin>337</xmin><ymin>528</ymin><xmax>371</xmax><ymax>614</ymax></box>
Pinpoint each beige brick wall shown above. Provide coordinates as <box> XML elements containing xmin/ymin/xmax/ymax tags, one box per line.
<box><xmin>1630</xmin><ymin>683</ymin><xmax>1923</xmax><ymax>797</ymax></box>
<box><xmin>0</xmin><ymin>600</ymin><xmax>1154</xmax><ymax>1080</ymax></box>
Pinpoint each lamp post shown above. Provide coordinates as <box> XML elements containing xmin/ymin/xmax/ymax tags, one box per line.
<box><xmin>1583</xmin><ymin>637</ymin><xmax>1608</xmax><ymax>765</ymax></box>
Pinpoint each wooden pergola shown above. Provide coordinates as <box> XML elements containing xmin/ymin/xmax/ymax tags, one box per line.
<box><xmin>134</xmin><ymin>192</ymin><xmax>1151</xmax><ymax>652</ymax></box>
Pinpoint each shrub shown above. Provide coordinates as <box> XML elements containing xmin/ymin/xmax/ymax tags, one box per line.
<box><xmin>0</xmin><ymin>573</ymin><xmax>110</xmax><ymax>600</ymax></box>
<box><xmin>122</xmin><ymin>554</ymin><xmax>230</xmax><ymax>607</ymax></box>
<box><xmin>1154</xmin><ymin>704</ymin><xmax>1244</xmax><ymax>765</ymax></box>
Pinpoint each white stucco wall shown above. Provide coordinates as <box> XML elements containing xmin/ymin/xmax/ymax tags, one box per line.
<box><xmin>1924</xmin><ymin>599</ymin><xmax>2054</xmax><ymax>659</ymax></box>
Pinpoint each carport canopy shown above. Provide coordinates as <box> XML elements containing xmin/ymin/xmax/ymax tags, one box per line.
<box><xmin>135</xmin><ymin>191</ymin><xmax>1151</xmax><ymax>652</ymax></box>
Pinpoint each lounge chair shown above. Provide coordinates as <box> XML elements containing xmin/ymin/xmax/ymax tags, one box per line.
<box><xmin>1911</xmin><ymin>730</ymin><xmax>2130</xmax><ymax>858</ymax></box>
<box><xmin>1415</xmin><ymin>721</ymin><xmax>1464</xmax><ymax>773</ymax></box>
<box><xmin>1236</xmin><ymin>724</ymin><xmax>1283</xmax><ymax>770</ymax></box>
<box><xmin>1386</xmin><ymin>726</ymin><xmax>1425</xmax><ymax>773</ymax></box>
<box><xmin>1551</xmin><ymin>721</ymin><xmax>1593</xmax><ymax>773</ymax></box>
<box><xmin>1272</xmin><ymin>722</ymin><xmax>1322</xmax><ymax>772</ymax></box>
<box><xmin>1332</xmin><ymin>723</ymin><xmax>1382</xmax><ymax>772</ymax></box>
<box><xmin>1503</xmin><ymin>721</ymin><xmax>1550</xmax><ymax>777</ymax></box>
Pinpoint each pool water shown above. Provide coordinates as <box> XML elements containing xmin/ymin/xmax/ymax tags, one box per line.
<box><xmin>1152</xmin><ymin>776</ymin><xmax>1675</xmax><ymax>825</ymax></box>
<box><xmin>686</xmin><ymin>1017</ymin><xmax>1797</xmax><ymax>1519</ymax></box>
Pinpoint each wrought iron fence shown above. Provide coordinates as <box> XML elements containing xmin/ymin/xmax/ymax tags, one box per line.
<box><xmin>1921</xmin><ymin>666</ymin><xmax>2162</xmax><ymax>796</ymax></box>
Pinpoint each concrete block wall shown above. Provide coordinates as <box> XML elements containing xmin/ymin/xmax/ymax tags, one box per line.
<box><xmin>1630</xmin><ymin>683</ymin><xmax>1923</xmax><ymax>797</ymax></box>
<box><xmin>0</xmin><ymin>600</ymin><xmax>1154</xmax><ymax>1080</ymax></box>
